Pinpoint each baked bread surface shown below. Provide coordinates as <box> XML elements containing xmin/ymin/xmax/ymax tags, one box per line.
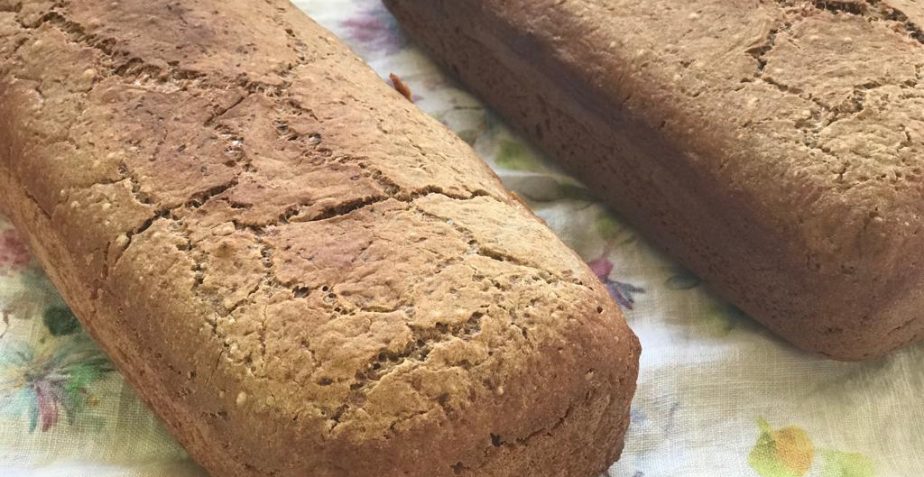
<box><xmin>0</xmin><ymin>0</ymin><xmax>640</xmax><ymax>475</ymax></box>
<box><xmin>386</xmin><ymin>0</ymin><xmax>924</xmax><ymax>360</ymax></box>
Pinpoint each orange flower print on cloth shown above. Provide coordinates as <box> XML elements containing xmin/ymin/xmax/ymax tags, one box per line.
<box><xmin>749</xmin><ymin>418</ymin><xmax>874</xmax><ymax>477</ymax></box>
<box><xmin>749</xmin><ymin>418</ymin><xmax>814</xmax><ymax>477</ymax></box>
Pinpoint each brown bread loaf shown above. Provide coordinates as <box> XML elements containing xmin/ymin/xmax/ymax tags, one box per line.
<box><xmin>0</xmin><ymin>0</ymin><xmax>640</xmax><ymax>475</ymax></box>
<box><xmin>386</xmin><ymin>0</ymin><xmax>924</xmax><ymax>360</ymax></box>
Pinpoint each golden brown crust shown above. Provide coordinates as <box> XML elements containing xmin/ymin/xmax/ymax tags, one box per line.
<box><xmin>0</xmin><ymin>0</ymin><xmax>639</xmax><ymax>475</ymax></box>
<box><xmin>386</xmin><ymin>0</ymin><xmax>924</xmax><ymax>360</ymax></box>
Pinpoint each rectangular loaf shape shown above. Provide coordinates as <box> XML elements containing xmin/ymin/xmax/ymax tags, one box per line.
<box><xmin>0</xmin><ymin>1</ymin><xmax>640</xmax><ymax>475</ymax></box>
<box><xmin>386</xmin><ymin>0</ymin><xmax>924</xmax><ymax>360</ymax></box>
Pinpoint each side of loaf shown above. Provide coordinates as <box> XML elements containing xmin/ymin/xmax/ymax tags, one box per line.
<box><xmin>0</xmin><ymin>1</ymin><xmax>639</xmax><ymax>476</ymax></box>
<box><xmin>385</xmin><ymin>0</ymin><xmax>924</xmax><ymax>360</ymax></box>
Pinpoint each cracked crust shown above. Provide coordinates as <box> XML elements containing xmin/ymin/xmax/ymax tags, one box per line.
<box><xmin>0</xmin><ymin>0</ymin><xmax>640</xmax><ymax>476</ymax></box>
<box><xmin>386</xmin><ymin>0</ymin><xmax>924</xmax><ymax>360</ymax></box>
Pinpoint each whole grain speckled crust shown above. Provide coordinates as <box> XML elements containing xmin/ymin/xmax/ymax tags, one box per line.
<box><xmin>386</xmin><ymin>0</ymin><xmax>924</xmax><ymax>360</ymax></box>
<box><xmin>0</xmin><ymin>0</ymin><xmax>640</xmax><ymax>475</ymax></box>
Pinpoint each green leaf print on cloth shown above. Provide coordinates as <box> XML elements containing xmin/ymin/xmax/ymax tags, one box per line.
<box><xmin>699</xmin><ymin>302</ymin><xmax>746</xmax><ymax>337</ymax></box>
<box><xmin>42</xmin><ymin>306</ymin><xmax>81</xmax><ymax>337</ymax></box>
<box><xmin>0</xmin><ymin>334</ymin><xmax>114</xmax><ymax>432</ymax></box>
<box><xmin>749</xmin><ymin>418</ymin><xmax>875</xmax><ymax>477</ymax></box>
<box><xmin>665</xmin><ymin>269</ymin><xmax>702</xmax><ymax>290</ymax></box>
<box><xmin>820</xmin><ymin>450</ymin><xmax>874</xmax><ymax>477</ymax></box>
<box><xmin>495</xmin><ymin>139</ymin><xmax>542</xmax><ymax>171</ymax></box>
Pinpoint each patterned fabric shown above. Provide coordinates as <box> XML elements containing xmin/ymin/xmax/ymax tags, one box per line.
<box><xmin>2</xmin><ymin>1</ymin><xmax>921</xmax><ymax>475</ymax></box>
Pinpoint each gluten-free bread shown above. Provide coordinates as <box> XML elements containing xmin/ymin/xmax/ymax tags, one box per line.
<box><xmin>0</xmin><ymin>0</ymin><xmax>640</xmax><ymax>475</ymax></box>
<box><xmin>386</xmin><ymin>0</ymin><xmax>924</xmax><ymax>360</ymax></box>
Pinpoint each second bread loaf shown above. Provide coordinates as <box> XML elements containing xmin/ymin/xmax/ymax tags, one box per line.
<box><xmin>386</xmin><ymin>0</ymin><xmax>924</xmax><ymax>360</ymax></box>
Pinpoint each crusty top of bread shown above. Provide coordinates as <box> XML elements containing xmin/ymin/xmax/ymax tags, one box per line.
<box><xmin>0</xmin><ymin>0</ymin><xmax>638</xmax><ymax>475</ymax></box>
<box><xmin>476</xmin><ymin>0</ymin><xmax>924</xmax><ymax>297</ymax></box>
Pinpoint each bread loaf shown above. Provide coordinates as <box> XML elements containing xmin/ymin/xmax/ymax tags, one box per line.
<box><xmin>386</xmin><ymin>0</ymin><xmax>924</xmax><ymax>360</ymax></box>
<box><xmin>0</xmin><ymin>0</ymin><xmax>639</xmax><ymax>475</ymax></box>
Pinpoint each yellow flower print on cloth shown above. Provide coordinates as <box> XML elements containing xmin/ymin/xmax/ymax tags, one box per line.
<box><xmin>749</xmin><ymin>418</ymin><xmax>874</xmax><ymax>477</ymax></box>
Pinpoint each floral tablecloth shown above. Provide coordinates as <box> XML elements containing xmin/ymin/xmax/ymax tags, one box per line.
<box><xmin>2</xmin><ymin>1</ymin><xmax>922</xmax><ymax>476</ymax></box>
